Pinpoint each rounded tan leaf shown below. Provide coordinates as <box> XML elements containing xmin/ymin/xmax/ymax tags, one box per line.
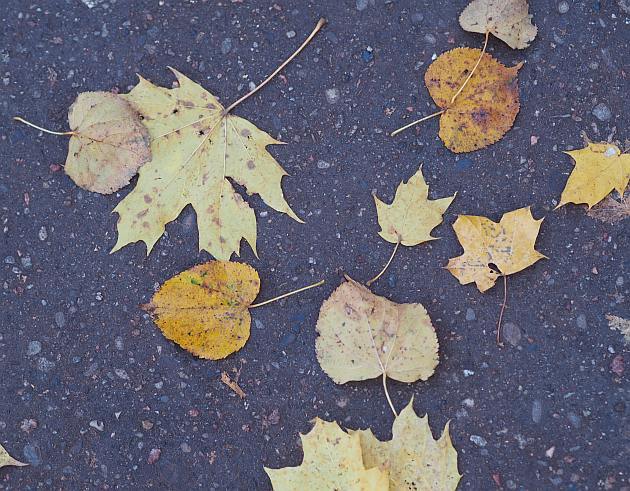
<box><xmin>459</xmin><ymin>0</ymin><xmax>537</xmax><ymax>50</ymax></box>
<box><xmin>142</xmin><ymin>261</ymin><xmax>260</xmax><ymax>360</ymax></box>
<box><xmin>315</xmin><ymin>276</ymin><xmax>438</xmax><ymax>385</ymax></box>
<box><xmin>425</xmin><ymin>48</ymin><xmax>522</xmax><ymax>153</ymax></box>
<box><xmin>65</xmin><ymin>91</ymin><xmax>151</xmax><ymax>194</ymax></box>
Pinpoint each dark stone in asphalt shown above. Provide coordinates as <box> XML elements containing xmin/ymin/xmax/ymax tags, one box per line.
<box><xmin>0</xmin><ymin>0</ymin><xmax>628</xmax><ymax>489</ymax></box>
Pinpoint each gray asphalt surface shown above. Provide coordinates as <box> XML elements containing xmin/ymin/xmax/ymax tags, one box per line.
<box><xmin>1</xmin><ymin>0</ymin><xmax>629</xmax><ymax>489</ymax></box>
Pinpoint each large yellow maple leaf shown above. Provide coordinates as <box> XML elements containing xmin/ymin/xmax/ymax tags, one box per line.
<box><xmin>557</xmin><ymin>141</ymin><xmax>630</xmax><ymax>209</ymax></box>
<box><xmin>111</xmin><ymin>68</ymin><xmax>301</xmax><ymax>259</ymax></box>
<box><xmin>446</xmin><ymin>206</ymin><xmax>546</xmax><ymax>292</ymax></box>
<box><xmin>351</xmin><ymin>399</ymin><xmax>461</xmax><ymax>491</ymax></box>
<box><xmin>264</xmin><ymin>419</ymin><xmax>389</xmax><ymax>490</ymax></box>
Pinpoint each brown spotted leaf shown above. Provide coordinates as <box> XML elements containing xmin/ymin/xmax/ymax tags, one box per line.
<box><xmin>112</xmin><ymin>68</ymin><xmax>302</xmax><ymax>259</ymax></box>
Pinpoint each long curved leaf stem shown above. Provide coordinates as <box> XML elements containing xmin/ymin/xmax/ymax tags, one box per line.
<box><xmin>382</xmin><ymin>372</ymin><xmax>398</xmax><ymax>417</ymax></box>
<box><xmin>224</xmin><ymin>18</ymin><xmax>327</xmax><ymax>114</ymax></box>
<box><xmin>390</xmin><ymin>110</ymin><xmax>444</xmax><ymax>137</ymax></box>
<box><xmin>13</xmin><ymin>117</ymin><xmax>75</xmax><ymax>136</ymax></box>
<box><xmin>496</xmin><ymin>274</ymin><xmax>507</xmax><ymax>346</ymax></box>
<box><xmin>449</xmin><ymin>30</ymin><xmax>490</xmax><ymax>105</ymax></box>
<box><xmin>249</xmin><ymin>279</ymin><xmax>324</xmax><ymax>309</ymax></box>
<box><xmin>367</xmin><ymin>240</ymin><xmax>400</xmax><ymax>287</ymax></box>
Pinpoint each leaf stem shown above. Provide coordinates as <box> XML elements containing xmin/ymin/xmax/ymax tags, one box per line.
<box><xmin>496</xmin><ymin>274</ymin><xmax>507</xmax><ymax>346</ymax></box>
<box><xmin>390</xmin><ymin>110</ymin><xmax>444</xmax><ymax>137</ymax></box>
<box><xmin>249</xmin><ymin>279</ymin><xmax>324</xmax><ymax>308</ymax></box>
<box><xmin>366</xmin><ymin>240</ymin><xmax>400</xmax><ymax>287</ymax></box>
<box><xmin>224</xmin><ymin>18</ymin><xmax>327</xmax><ymax>114</ymax></box>
<box><xmin>382</xmin><ymin>372</ymin><xmax>398</xmax><ymax>417</ymax></box>
<box><xmin>13</xmin><ymin>116</ymin><xmax>75</xmax><ymax>136</ymax></box>
<box><xmin>449</xmin><ymin>30</ymin><xmax>490</xmax><ymax>105</ymax></box>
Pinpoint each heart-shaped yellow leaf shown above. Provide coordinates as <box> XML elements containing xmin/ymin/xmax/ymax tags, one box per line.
<box><xmin>459</xmin><ymin>0</ymin><xmax>537</xmax><ymax>49</ymax></box>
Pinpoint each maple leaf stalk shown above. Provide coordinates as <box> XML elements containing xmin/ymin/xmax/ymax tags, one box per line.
<box><xmin>249</xmin><ymin>279</ymin><xmax>325</xmax><ymax>308</ymax></box>
<box><xmin>496</xmin><ymin>274</ymin><xmax>507</xmax><ymax>346</ymax></box>
<box><xmin>366</xmin><ymin>240</ymin><xmax>400</xmax><ymax>287</ymax></box>
<box><xmin>223</xmin><ymin>18</ymin><xmax>327</xmax><ymax>115</ymax></box>
<box><xmin>390</xmin><ymin>30</ymin><xmax>490</xmax><ymax>137</ymax></box>
<box><xmin>12</xmin><ymin>116</ymin><xmax>75</xmax><ymax>136</ymax></box>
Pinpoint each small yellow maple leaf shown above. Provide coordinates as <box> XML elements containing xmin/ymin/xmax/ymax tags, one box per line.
<box><xmin>557</xmin><ymin>141</ymin><xmax>630</xmax><ymax>209</ymax></box>
<box><xmin>424</xmin><ymin>48</ymin><xmax>522</xmax><ymax>153</ymax></box>
<box><xmin>351</xmin><ymin>399</ymin><xmax>461</xmax><ymax>491</ymax></box>
<box><xmin>0</xmin><ymin>443</ymin><xmax>27</xmax><ymax>469</ymax></box>
<box><xmin>112</xmin><ymin>68</ymin><xmax>302</xmax><ymax>260</ymax></box>
<box><xmin>446</xmin><ymin>206</ymin><xmax>546</xmax><ymax>292</ymax></box>
<box><xmin>374</xmin><ymin>166</ymin><xmax>455</xmax><ymax>246</ymax></box>
<box><xmin>264</xmin><ymin>418</ymin><xmax>389</xmax><ymax>491</ymax></box>
<box><xmin>459</xmin><ymin>0</ymin><xmax>537</xmax><ymax>50</ymax></box>
<box><xmin>142</xmin><ymin>261</ymin><xmax>260</xmax><ymax>360</ymax></box>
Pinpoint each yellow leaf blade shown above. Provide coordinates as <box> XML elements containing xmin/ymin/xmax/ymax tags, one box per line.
<box><xmin>264</xmin><ymin>419</ymin><xmax>389</xmax><ymax>491</ymax></box>
<box><xmin>558</xmin><ymin>142</ymin><xmax>630</xmax><ymax>209</ymax></box>
<box><xmin>112</xmin><ymin>68</ymin><xmax>301</xmax><ymax>259</ymax></box>
<box><xmin>142</xmin><ymin>261</ymin><xmax>260</xmax><ymax>360</ymax></box>
<box><xmin>447</xmin><ymin>206</ymin><xmax>546</xmax><ymax>292</ymax></box>
<box><xmin>0</xmin><ymin>443</ymin><xmax>27</xmax><ymax>469</ymax></box>
<box><xmin>374</xmin><ymin>167</ymin><xmax>455</xmax><ymax>246</ymax></box>
<box><xmin>315</xmin><ymin>277</ymin><xmax>438</xmax><ymax>384</ymax></box>
<box><xmin>425</xmin><ymin>48</ymin><xmax>522</xmax><ymax>153</ymax></box>
<box><xmin>65</xmin><ymin>91</ymin><xmax>151</xmax><ymax>194</ymax></box>
<box><xmin>459</xmin><ymin>0</ymin><xmax>537</xmax><ymax>49</ymax></box>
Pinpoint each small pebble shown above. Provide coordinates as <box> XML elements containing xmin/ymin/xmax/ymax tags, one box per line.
<box><xmin>465</xmin><ymin>308</ymin><xmax>476</xmax><ymax>321</ymax></box>
<box><xmin>532</xmin><ymin>400</ymin><xmax>543</xmax><ymax>423</ymax></box>
<box><xmin>254</xmin><ymin>319</ymin><xmax>264</xmax><ymax>330</ymax></box>
<box><xmin>317</xmin><ymin>160</ymin><xmax>331</xmax><ymax>169</ymax></box>
<box><xmin>592</xmin><ymin>103</ymin><xmax>612</xmax><ymax>122</ymax></box>
<box><xmin>411</xmin><ymin>12</ymin><xmax>424</xmax><ymax>24</ymax></box>
<box><xmin>356</xmin><ymin>0</ymin><xmax>368</xmax><ymax>11</ymax></box>
<box><xmin>325</xmin><ymin>88</ymin><xmax>340</xmax><ymax>104</ymax></box>
<box><xmin>361</xmin><ymin>47</ymin><xmax>374</xmax><ymax>63</ymax></box>
<box><xmin>470</xmin><ymin>435</ymin><xmax>487</xmax><ymax>447</ymax></box>
<box><xmin>37</xmin><ymin>357</ymin><xmax>56</xmax><ymax>373</ymax></box>
<box><xmin>558</xmin><ymin>1</ymin><xmax>570</xmax><ymax>13</ymax></box>
<box><xmin>27</xmin><ymin>340</ymin><xmax>42</xmax><ymax>357</ymax></box>
<box><xmin>21</xmin><ymin>256</ymin><xmax>32</xmax><ymax>268</ymax></box>
<box><xmin>502</xmin><ymin>322</ymin><xmax>522</xmax><ymax>346</ymax></box>
<box><xmin>147</xmin><ymin>448</ymin><xmax>161</xmax><ymax>464</ymax></box>
<box><xmin>286</xmin><ymin>31</ymin><xmax>296</xmax><ymax>39</ymax></box>
<box><xmin>55</xmin><ymin>311</ymin><xmax>66</xmax><ymax>328</ymax></box>
<box><xmin>576</xmin><ymin>314</ymin><xmax>587</xmax><ymax>331</ymax></box>
<box><xmin>38</xmin><ymin>226</ymin><xmax>48</xmax><ymax>241</ymax></box>
<box><xmin>567</xmin><ymin>412</ymin><xmax>581</xmax><ymax>428</ymax></box>
<box><xmin>220</xmin><ymin>38</ymin><xmax>232</xmax><ymax>55</ymax></box>
<box><xmin>424</xmin><ymin>33</ymin><xmax>436</xmax><ymax>45</ymax></box>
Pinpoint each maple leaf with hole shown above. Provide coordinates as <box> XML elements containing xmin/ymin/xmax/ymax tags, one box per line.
<box><xmin>112</xmin><ymin>68</ymin><xmax>302</xmax><ymax>259</ymax></box>
<box><xmin>446</xmin><ymin>206</ymin><xmax>546</xmax><ymax>292</ymax></box>
<box><xmin>315</xmin><ymin>275</ymin><xmax>438</xmax><ymax>385</ymax></box>
<box><xmin>374</xmin><ymin>166</ymin><xmax>455</xmax><ymax>246</ymax></box>
<box><xmin>557</xmin><ymin>141</ymin><xmax>630</xmax><ymax>209</ymax></box>
<box><xmin>264</xmin><ymin>418</ymin><xmax>389</xmax><ymax>490</ymax></box>
<box><xmin>459</xmin><ymin>0</ymin><xmax>537</xmax><ymax>49</ymax></box>
<box><xmin>425</xmin><ymin>48</ymin><xmax>522</xmax><ymax>153</ymax></box>
<box><xmin>351</xmin><ymin>399</ymin><xmax>461</xmax><ymax>491</ymax></box>
<box><xmin>142</xmin><ymin>261</ymin><xmax>260</xmax><ymax>360</ymax></box>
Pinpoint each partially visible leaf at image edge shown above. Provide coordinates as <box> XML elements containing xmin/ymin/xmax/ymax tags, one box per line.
<box><xmin>0</xmin><ymin>443</ymin><xmax>27</xmax><ymax>470</ymax></box>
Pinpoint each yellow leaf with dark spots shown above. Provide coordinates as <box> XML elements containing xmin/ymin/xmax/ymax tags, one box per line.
<box><xmin>112</xmin><ymin>68</ymin><xmax>302</xmax><ymax>259</ymax></box>
<box><xmin>142</xmin><ymin>261</ymin><xmax>260</xmax><ymax>360</ymax></box>
<box><xmin>425</xmin><ymin>48</ymin><xmax>522</xmax><ymax>153</ymax></box>
<box><xmin>446</xmin><ymin>206</ymin><xmax>546</xmax><ymax>292</ymax></box>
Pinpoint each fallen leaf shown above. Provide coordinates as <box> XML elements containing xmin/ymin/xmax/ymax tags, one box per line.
<box><xmin>459</xmin><ymin>0</ymin><xmax>537</xmax><ymax>49</ymax></box>
<box><xmin>142</xmin><ymin>261</ymin><xmax>260</xmax><ymax>360</ymax></box>
<box><xmin>264</xmin><ymin>419</ymin><xmax>389</xmax><ymax>490</ymax></box>
<box><xmin>221</xmin><ymin>371</ymin><xmax>246</xmax><ymax>398</ymax></box>
<box><xmin>351</xmin><ymin>399</ymin><xmax>461</xmax><ymax>491</ymax></box>
<box><xmin>557</xmin><ymin>142</ymin><xmax>630</xmax><ymax>209</ymax></box>
<box><xmin>112</xmin><ymin>68</ymin><xmax>301</xmax><ymax>259</ymax></box>
<box><xmin>607</xmin><ymin>315</ymin><xmax>630</xmax><ymax>345</ymax></box>
<box><xmin>0</xmin><ymin>443</ymin><xmax>27</xmax><ymax>469</ymax></box>
<box><xmin>374</xmin><ymin>166</ymin><xmax>455</xmax><ymax>246</ymax></box>
<box><xmin>425</xmin><ymin>48</ymin><xmax>522</xmax><ymax>153</ymax></box>
<box><xmin>315</xmin><ymin>275</ymin><xmax>438</xmax><ymax>385</ymax></box>
<box><xmin>446</xmin><ymin>206</ymin><xmax>546</xmax><ymax>292</ymax></box>
<box><xmin>587</xmin><ymin>193</ymin><xmax>630</xmax><ymax>224</ymax></box>
<box><xmin>65</xmin><ymin>92</ymin><xmax>151</xmax><ymax>193</ymax></box>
